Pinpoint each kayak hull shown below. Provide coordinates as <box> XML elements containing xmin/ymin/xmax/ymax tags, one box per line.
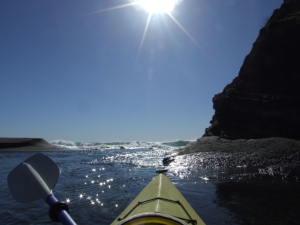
<box><xmin>111</xmin><ymin>173</ymin><xmax>205</xmax><ymax>225</ymax></box>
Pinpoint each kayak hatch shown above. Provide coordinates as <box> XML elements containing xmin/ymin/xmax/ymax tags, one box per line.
<box><xmin>111</xmin><ymin>173</ymin><xmax>206</xmax><ymax>225</ymax></box>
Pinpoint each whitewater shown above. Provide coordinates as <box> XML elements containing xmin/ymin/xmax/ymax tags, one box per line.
<box><xmin>50</xmin><ymin>140</ymin><xmax>193</xmax><ymax>151</ymax></box>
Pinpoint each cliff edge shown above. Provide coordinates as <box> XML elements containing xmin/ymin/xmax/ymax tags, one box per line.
<box><xmin>204</xmin><ymin>0</ymin><xmax>300</xmax><ymax>140</ymax></box>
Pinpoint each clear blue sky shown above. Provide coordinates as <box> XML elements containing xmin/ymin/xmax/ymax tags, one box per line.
<box><xmin>0</xmin><ymin>0</ymin><xmax>283</xmax><ymax>142</ymax></box>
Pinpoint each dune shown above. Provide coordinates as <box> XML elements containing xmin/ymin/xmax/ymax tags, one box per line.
<box><xmin>0</xmin><ymin>138</ymin><xmax>65</xmax><ymax>151</ymax></box>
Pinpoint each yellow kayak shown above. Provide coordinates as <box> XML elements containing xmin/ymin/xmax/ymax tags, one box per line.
<box><xmin>111</xmin><ymin>170</ymin><xmax>206</xmax><ymax>225</ymax></box>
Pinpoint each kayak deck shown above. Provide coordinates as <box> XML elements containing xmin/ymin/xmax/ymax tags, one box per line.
<box><xmin>111</xmin><ymin>173</ymin><xmax>205</xmax><ymax>225</ymax></box>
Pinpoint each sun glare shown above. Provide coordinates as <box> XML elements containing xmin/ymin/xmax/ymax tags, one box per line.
<box><xmin>81</xmin><ymin>0</ymin><xmax>202</xmax><ymax>73</ymax></box>
<box><xmin>138</xmin><ymin>0</ymin><xmax>177</xmax><ymax>13</ymax></box>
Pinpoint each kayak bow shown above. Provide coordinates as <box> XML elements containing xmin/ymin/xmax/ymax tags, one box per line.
<box><xmin>111</xmin><ymin>170</ymin><xmax>206</xmax><ymax>225</ymax></box>
<box><xmin>8</xmin><ymin>154</ymin><xmax>205</xmax><ymax>225</ymax></box>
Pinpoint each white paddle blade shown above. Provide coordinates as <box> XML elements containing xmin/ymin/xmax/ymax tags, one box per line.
<box><xmin>7</xmin><ymin>153</ymin><xmax>60</xmax><ymax>203</ymax></box>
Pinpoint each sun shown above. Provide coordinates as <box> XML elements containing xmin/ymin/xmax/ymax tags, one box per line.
<box><xmin>138</xmin><ymin>0</ymin><xmax>178</xmax><ymax>13</ymax></box>
<box><xmin>80</xmin><ymin>0</ymin><xmax>202</xmax><ymax>72</ymax></box>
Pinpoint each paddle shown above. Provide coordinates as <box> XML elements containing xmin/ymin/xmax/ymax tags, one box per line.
<box><xmin>7</xmin><ymin>153</ymin><xmax>77</xmax><ymax>225</ymax></box>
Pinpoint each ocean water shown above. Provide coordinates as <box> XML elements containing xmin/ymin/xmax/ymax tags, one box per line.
<box><xmin>1</xmin><ymin>141</ymin><xmax>300</xmax><ymax>225</ymax></box>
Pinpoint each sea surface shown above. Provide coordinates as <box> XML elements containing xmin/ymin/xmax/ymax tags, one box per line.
<box><xmin>1</xmin><ymin>140</ymin><xmax>299</xmax><ymax>225</ymax></box>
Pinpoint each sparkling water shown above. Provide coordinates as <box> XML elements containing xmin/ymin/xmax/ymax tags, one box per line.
<box><xmin>1</xmin><ymin>142</ymin><xmax>299</xmax><ymax>225</ymax></box>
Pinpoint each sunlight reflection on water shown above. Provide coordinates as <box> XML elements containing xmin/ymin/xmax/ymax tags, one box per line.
<box><xmin>1</xmin><ymin>149</ymin><xmax>300</xmax><ymax>225</ymax></box>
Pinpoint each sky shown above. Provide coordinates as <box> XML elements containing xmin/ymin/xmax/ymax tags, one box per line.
<box><xmin>0</xmin><ymin>0</ymin><xmax>283</xmax><ymax>142</ymax></box>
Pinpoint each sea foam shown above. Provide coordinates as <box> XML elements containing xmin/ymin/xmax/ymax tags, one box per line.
<box><xmin>50</xmin><ymin>140</ymin><xmax>193</xmax><ymax>151</ymax></box>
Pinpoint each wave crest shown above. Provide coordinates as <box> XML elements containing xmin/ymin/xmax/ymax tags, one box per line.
<box><xmin>50</xmin><ymin>140</ymin><xmax>193</xmax><ymax>150</ymax></box>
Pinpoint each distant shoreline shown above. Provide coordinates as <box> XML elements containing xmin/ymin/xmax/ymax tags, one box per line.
<box><xmin>0</xmin><ymin>138</ymin><xmax>65</xmax><ymax>152</ymax></box>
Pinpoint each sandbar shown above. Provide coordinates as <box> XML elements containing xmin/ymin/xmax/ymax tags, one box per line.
<box><xmin>0</xmin><ymin>138</ymin><xmax>65</xmax><ymax>152</ymax></box>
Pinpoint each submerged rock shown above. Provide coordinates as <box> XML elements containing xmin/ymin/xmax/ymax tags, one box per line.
<box><xmin>162</xmin><ymin>155</ymin><xmax>175</xmax><ymax>166</ymax></box>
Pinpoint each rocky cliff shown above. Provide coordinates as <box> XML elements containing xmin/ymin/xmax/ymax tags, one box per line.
<box><xmin>204</xmin><ymin>0</ymin><xmax>300</xmax><ymax>140</ymax></box>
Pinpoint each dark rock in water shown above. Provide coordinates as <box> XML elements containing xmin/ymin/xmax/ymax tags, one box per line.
<box><xmin>120</xmin><ymin>146</ymin><xmax>125</xmax><ymax>149</ymax></box>
<box><xmin>204</xmin><ymin>0</ymin><xmax>300</xmax><ymax>140</ymax></box>
<box><xmin>162</xmin><ymin>155</ymin><xmax>175</xmax><ymax>166</ymax></box>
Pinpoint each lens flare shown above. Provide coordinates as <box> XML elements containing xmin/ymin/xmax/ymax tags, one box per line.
<box><xmin>139</xmin><ymin>0</ymin><xmax>177</xmax><ymax>13</ymax></box>
<box><xmin>78</xmin><ymin>0</ymin><xmax>203</xmax><ymax>74</ymax></box>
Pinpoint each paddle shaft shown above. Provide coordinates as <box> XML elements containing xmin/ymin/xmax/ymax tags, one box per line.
<box><xmin>46</xmin><ymin>195</ymin><xmax>77</xmax><ymax>225</ymax></box>
<box><xmin>8</xmin><ymin>154</ymin><xmax>78</xmax><ymax>224</ymax></box>
<box><xmin>23</xmin><ymin>162</ymin><xmax>77</xmax><ymax>224</ymax></box>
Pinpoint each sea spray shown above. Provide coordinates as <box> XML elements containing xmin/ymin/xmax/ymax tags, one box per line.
<box><xmin>50</xmin><ymin>140</ymin><xmax>194</xmax><ymax>151</ymax></box>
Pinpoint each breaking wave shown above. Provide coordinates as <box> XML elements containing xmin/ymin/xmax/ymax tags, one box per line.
<box><xmin>50</xmin><ymin>140</ymin><xmax>193</xmax><ymax>151</ymax></box>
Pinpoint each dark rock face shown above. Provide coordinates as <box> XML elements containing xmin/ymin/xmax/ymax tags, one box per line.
<box><xmin>204</xmin><ymin>0</ymin><xmax>300</xmax><ymax>140</ymax></box>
